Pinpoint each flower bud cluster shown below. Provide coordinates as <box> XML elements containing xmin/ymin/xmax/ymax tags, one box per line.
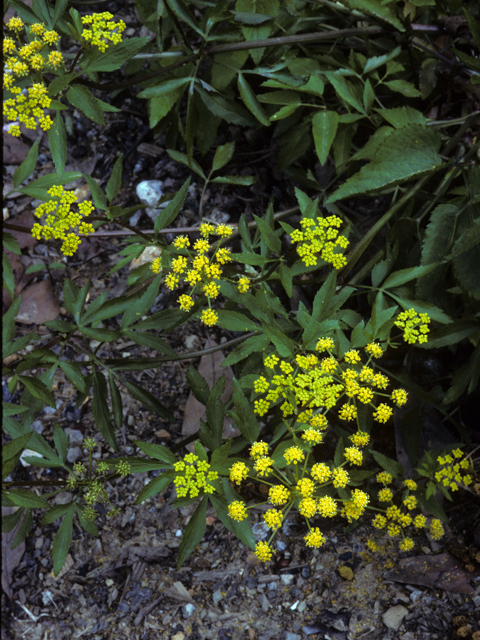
<box><xmin>394</xmin><ymin>308</ymin><xmax>431</xmax><ymax>344</ymax></box>
<box><xmin>81</xmin><ymin>12</ymin><xmax>126</xmax><ymax>52</ymax></box>
<box><xmin>173</xmin><ymin>453</ymin><xmax>219</xmax><ymax>498</ymax></box>
<box><xmin>290</xmin><ymin>215</ymin><xmax>349</xmax><ymax>269</ymax></box>
<box><xmin>3</xmin><ymin>17</ymin><xmax>64</xmax><ymax>136</ymax></box>
<box><xmin>370</xmin><ymin>473</ymin><xmax>444</xmax><ymax>551</ymax></box>
<box><xmin>32</xmin><ymin>185</ymin><xmax>95</xmax><ymax>256</ymax></box>
<box><xmin>151</xmin><ymin>222</ymin><xmax>250</xmax><ymax>326</ymax></box>
<box><xmin>253</xmin><ymin>341</ymin><xmax>407</xmax><ymax>428</ymax></box>
<box><xmin>435</xmin><ymin>449</ymin><xmax>472</xmax><ymax>492</ymax></box>
<box><xmin>227</xmin><ymin>439</ymin><xmax>371</xmax><ymax>562</ymax></box>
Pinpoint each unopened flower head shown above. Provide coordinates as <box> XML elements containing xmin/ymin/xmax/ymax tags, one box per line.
<box><xmin>290</xmin><ymin>215</ymin><xmax>349</xmax><ymax>269</ymax></box>
<box><xmin>394</xmin><ymin>308</ymin><xmax>431</xmax><ymax>344</ymax></box>
<box><xmin>32</xmin><ymin>186</ymin><xmax>95</xmax><ymax>256</ymax></box>
<box><xmin>81</xmin><ymin>12</ymin><xmax>126</xmax><ymax>52</ymax></box>
<box><xmin>173</xmin><ymin>453</ymin><xmax>218</xmax><ymax>498</ymax></box>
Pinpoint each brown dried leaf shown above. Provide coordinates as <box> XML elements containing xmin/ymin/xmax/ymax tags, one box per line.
<box><xmin>166</xmin><ymin>580</ymin><xmax>194</xmax><ymax>602</ymax></box>
<box><xmin>1</xmin><ymin>507</ymin><xmax>26</xmax><ymax>601</ymax></box>
<box><xmin>50</xmin><ymin>554</ymin><xmax>74</xmax><ymax>580</ymax></box>
<box><xmin>384</xmin><ymin>552</ymin><xmax>477</xmax><ymax>594</ymax></box>
<box><xmin>16</xmin><ymin>280</ymin><xmax>60</xmax><ymax>325</ymax></box>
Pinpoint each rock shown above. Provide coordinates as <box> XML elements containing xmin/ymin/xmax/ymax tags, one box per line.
<box><xmin>280</xmin><ymin>574</ymin><xmax>295</xmax><ymax>586</ymax></box>
<box><xmin>65</xmin><ymin>428</ymin><xmax>83</xmax><ymax>446</ymax></box>
<box><xmin>212</xmin><ymin>589</ymin><xmax>223</xmax><ymax>605</ymax></box>
<box><xmin>67</xmin><ymin>446</ymin><xmax>82</xmax><ymax>463</ymax></box>
<box><xmin>136</xmin><ymin>180</ymin><xmax>167</xmax><ymax>221</ymax></box>
<box><xmin>182</xmin><ymin>603</ymin><xmax>196</xmax><ymax>618</ymax></box>
<box><xmin>382</xmin><ymin>604</ymin><xmax>409</xmax><ymax>630</ymax></box>
<box><xmin>252</xmin><ymin>522</ymin><xmax>269</xmax><ymax>541</ymax></box>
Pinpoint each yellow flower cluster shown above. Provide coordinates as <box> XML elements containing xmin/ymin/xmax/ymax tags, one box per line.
<box><xmin>227</xmin><ymin>439</ymin><xmax>366</xmax><ymax>562</ymax></box>
<box><xmin>3</xmin><ymin>17</ymin><xmax>64</xmax><ymax>136</ymax></box>
<box><xmin>371</xmin><ymin>474</ymin><xmax>445</xmax><ymax>550</ymax></box>
<box><xmin>152</xmin><ymin>221</ymin><xmax>250</xmax><ymax>326</ymax></box>
<box><xmin>173</xmin><ymin>453</ymin><xmax>218</xmax><ymax>498</ymax></box>
<box><xmin>81</xmin><ymin>12</ymin><xmax>126</xmax><ymax>52</ymax></box>
<box><xmin>435</xmin><ymin>449</ymin><xmax>472</xmax><ymax>492</ymax></box>
<box><xmin>253</xmin><ymin>344</ymin><xmax>407</xmax><ymax>427</ymax></box>
<box><xmin>394</xmin><ymin>308</ymin><xmax>431</xmax><ymax>344</ymax></box>
<box><xmin>32</xmin><ymin>186</ymin><xmax>95</xmax><ymax>256</ymax></box>
<box><xmin>290</xmin><ymin>215</ymin><xmax>349</xmax><ymax>269</ymax></box>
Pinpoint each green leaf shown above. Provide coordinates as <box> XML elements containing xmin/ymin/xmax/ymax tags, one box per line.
<box><xmin>377</xmin><ymin>106</ymin><xmax>427</xmax><ymax>128</ymax></box>
<box><xmin>83</xmin><ymin>174</ymin><xmax>107</xmax><ymax>210</ymax></box>
<box><xmin>384</xmin><ymin>80</ymin><xmax>421</xmax><ymax>98</ymax></box>
<box><xmin>41</xmin><ymin>503</ymin><xmax>74</xmax><ymax>525</ymax></box>
<box><xmin>423</xmin><ymin>320</ymin><xmax>480</xmax><ymax>349</ymax></box>
<box><xmin>237</xmin><ymin>73</ymin><xmax>270</xmax><ymax>126</ymax></box>
<box><xmin>215</xmin><ymin>310</ymin><xmax>259</xmax><ymax>333</ymax></box>
<box><xmin>253</xmin><ymin>213</ymin><xmax>281</xmax><ymax>253</ymax></box>
<box><xmin>382</xmin><ymin>264</ymin><xmax>439</xmax><ymax>289</ymax></box>
<box><xmin>3</xmin><ymin>253</ymin><xmax>15</xmax><ymax>300</ymax></box>
<box><xmin>18</xmin><ymin>376</ymin><xmax>55</xmax><ymax>408</ymax></box>
<box><xmin>232</xmin><ymin>378</ymin><xmax>259</xmax><ymax>443</ymax></box>
<box><xmin>212</xmin><ymin>142</ymin><xmax>235</xmax><ymax>173</ymax></box>
<box><xmin>154</xmin><ymin>177</ymin><xmax>191</xmax><ymax>234</ymax></box>
<box><xmin>135</xmin><ymin>441</ymin><xmax>176</xmax><ymax>465</ymax></box>
<box><xmin>196</xmin><ymin>84</ymin><xmax>254</xmax><ymax>127</ymax></box>
<box><xmin>451</xmin><ymin>222</ymin><xmax>480</xmax><ymax>300</ymax></box>
<box><xmin>464</xmin><ymin>7</ymin><xmax>480</xmax><ymax>50</ymax></box>
<box><xmin>327</xmin><ymin>125</ymin><xmax>442</xmax><ymax>203</ymax></box>
<box><xmin>52</xmin><ymin>503</ymin><xmax>75</xmax><ymax>576</ymax></box>
<box><xmin>166</xmin><ymin>0</ymin><xmax>205</xmax><ymax>37</ymax></box>
<box><xmin>2</xmin><ymin>433</ymin><xmax>32</xmax><ymax>480</ymax></box>
<box><xmin>177</xmin><ymin>496</ymin><xmax>207</xmax><ymax>568</ymax></box>
<box><xmin>230</xmin><ymin>252</ymin><xmax>271</xmax><ymax>266</ymax></box>
<box><xmin>79</xmin><ymin>327</ymin><xmax>121</xmax><ymax>342</ymax></box>
<box><xmin>135</xmin><ymin>474</ymin><xmax>173</xmax><ymax>504</ymax></box>
<box><xmin>92</xmin><ymin>370</ymin><xmax>117</xmax><ymax>450</ymax></box>
<box><xmin>122</xmin><ymin>378</ymin><xmax>174</xmax><ymax>421</ymax></box>
<box><xmin>5</xmin><ymin>488</ymin><xmax>49</xmax><ymax>509</ymax></box>
<box><xmin>312</xmin><ymin>111</ymin><xmax>339</xmax><ymax>166</ymax></box>
<box><xmin>59</xmin><ymin>361</ymin><xmax>87</xmax><ymax>394</ymax></box>
<box><xmin>222</xmin><ymin>334</ymin><xmax>269</xmax><ymax>367</ymax></box>
<box><xmin>211</xmin><ymin>175</ymin><xmax>257</xmax><ymax>185</ymax></box>
<box><xmin>370</xmin><ymin>450</ymin><xmax>403</xmax><ymax>479</ymax></box>
<box><xmin>206</xmin><ymin>376</ymin><xmax>226</xmax><ymax>450</ymax></box>
<box><xmin>166</xmin><ymin>149</ymin><xmax>205</xmax><ymax>178</ymax></box>
<box><xmin>123</xmin><ymin>329</ymin><xmax>177</xmax><ymax>358</ymax></box>
<box><xmin>106</xmin><ymin>153</ymin><xmax>123</xmax><ymax>203</ymax></box>
<box><xmin>11</xmin><ymin>509</ymin><xmax>33</xmax><ymax>550</ymax></box>
<box><xmin>261</xmin><ymin>324</ymin><xmax>295</xmax><ymax>357</ymax></box>
<box><xmin>324</xmin><ymin>72</ymin><xmax>364</xmax><ymax>114</ymax></box>
<box><xmin>13</xmin><ymin>140</ymin><xmax>39</xmax><ymax>188</ymax></box>
<box><xmin>2</xmin><ymin>507</ymin><xmax>25</xmax><ymax>534</ymax></box>
<box><xmin>340</xmin><ymin>0</ymin><xmax>405</xmax><ymax>30</ymax></box>
<box><xmin>43</xmin><ymin>319</ymin><xmax>77</xmax><ymax>333</ymax></box>
<box><xmin>2</xmin><ymin>403</ymin><xmax>29</xmax><ymax>418</ymax></box>
<box><xmin>15</xmin><ymin>171</ymin><xmax>83</xmax><ymax>199</ymax></box>
<box><xmin>48</xmin><ymin>111</ymin><xmax>67</xmax><ymax>175</ymax></box>
<box><xmin>67</xmin><ymin>85</ymin><xmax>105</xmax><ymax>125</ymax></box>
<box><xmin>53</xmin><ymin>423</ymin><xmax>70</xmax><ymax>464</ymax></box>
<box><xmin>80</xmin><ymin>37</ymin><xmax>149</xmax><ymax>73</ymax></box>
<box><xmin>138</xmin><ymin>77</ymin><xmax>191</xmax><ymax>99</ymax></box>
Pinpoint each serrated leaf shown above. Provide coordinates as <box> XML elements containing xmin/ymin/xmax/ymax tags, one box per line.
<box><xmin>212</xmin><ymin>142</ymin><xmax>235</xmax><ymax>173</ymax></box>
<box><xmin>48</xmin><ymin>111</ymin><xmax>67</xmax><ymax>175</ymax></box>
<box><xmin>370</xmin><ymin>450</ymin><xmax>403</xmax><ymax>478</ymax></box>
<box><xmin>222</xmin><ymin>334</ymin><xmax>270</xmax><ymax>367</ymax></box>
<box><xmin>340</xmin><ymin>0</ymin><xmax>404</xmax><ymax>30</ymax></box>
<box><xmin>312</xmin><ymin>111</ymin><xmax>339</xmax><ymax>166</ymax></box>
<box><xmin>18</xmin><ymin>376</ymin><xmax>55</xmax><ymax>408</ymax></box>
<box><xmin>253</xmin><ymin>214</ymin><xmax>281</xmax><ymax>253</ymax></box>
<box><xmin>52</xmin><ymin>504</ymin><xmax>75</xmax><ymax>576</ymax></box>
<box><xmin>232</xmin><ymin>378</ymin><xmax>259</xmax><ymax>443</ymax></box>
<box><xmin>92</xmin><ymin>370</ymin><xmax>117</xmax><ymax>450</ymax></box>
<box><xmin>237</xmin><ymin>73</ymin><xmax>270</xmax><ymax>126</ymax></box>
<box><xmin>377</xmin><ymin>106</ymin><xmax>427</xmax><ymax>128</ymax></box>
<box><xmin>135</xmin><ymin>474</ymin><xmax>173</xmax><ymax>504</ymax></box>
<box><xmin>80</xmin><ymin>37</ymin><xmax>149</xmax><ymax>73</ymax></box>
<box><xmin>154</xmin><ymin>177</ymin><xmax>191</xmax><ymax>233</ymax></box>
<box><xmin>138</xmin><ymin>77</ymin><xmax>191</xmax><ymax>99</ymax></box>
<box><xmin>5</xmin><ymin>488</ymin><xmax>49</xmax><ymax>509</ymax></box>
<box><xmin>67</xmin><ymin>85</ymin><xmax>105</xmax><ymax>125</ymax></box>
<box><xmin>135</xmin><ymin>441</ymin><xmax>176</xmax><ymax>465</ymax></box>
<box><xmin>122</xmin><ymin>379</ymin><xmax>174</xmax><ymax>421</ymax></box>
<box><xmin>215</xmin><ymin>310</ymin><xmax>259</xmax><ymax>333</ymax></box>
<box><xmin>83</xmin><ymin>174</ymin><xmax>107</xmax><ymax>209</ymax></box>
<box><xmin>106</xmin><ymin>153</ymin><xmax>123</xmax><ymax>203</ymax></box>
<box><xmin>59</xmin><ymin>361</ymin><xmax>86</xmax><ymax>393</ymax></box>
<box><xmin>382</xmin><ymin>264</ymin><xmax>439</xmax><ymax>289</ymax></box>
<box><xmin>211</xmin><ymin>175</ymin><xmax>257</xmax><ymax>185</ymax></box>
<box><xmin>13</xmin><ymin>140</ymin><xmax>39</xmax><ymax>188</ymax></box>
<box><xmin>2</xmin><ymin>433</ymin><xmax>32</xmax><ymax>480</ymax></box>
<box><xmin>53</xmin><ymin>423</ymin><xmax>70</xmax><ymax>464</ymax></box>
<box><xmin>327</xmin><ymin>125</ymin><xmax>442</xmax><ymax>203</ymax></box>
<box><xmin>384</xmin><ymin>80</ymin><xmax>421</xmax><ymax>97</ymax></box>
<box><xmin>177</xmin><ymin>497</ymin><xmax>207</xmax><ymax>568</ymax></box>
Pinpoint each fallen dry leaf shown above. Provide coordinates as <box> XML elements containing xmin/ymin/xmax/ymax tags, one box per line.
<box><xmin>182</xmin><ymin>338</ymin><xmax>239</xmax><ymax>446</ymax></box>
<box><xmin>1</xmin><ymin>507</ymin><xmax>26</xmax><ymax>601</ymax></box>
<box><xmin>3</xmin><ymin>137</ymin><xmax>31</xmax><ymax>165</ymax></box>
<box><xmin>166</xmin><ymin>581</ymin><xmax>194</xmax><ymax>602</ymax></box>
<box><xmin>384</xmin><ymin>552</ymin><xmax>477</xmax><ymax>594</ymax></box>
<box><xmin>16</xmin><ymin>279</ymin><xmax>60</xmax><ymax>325</ymax></box>
<box><xmin>50</xmin><ymin>554</ymin><xmax>74</xmax><ymax>581</ymax></box>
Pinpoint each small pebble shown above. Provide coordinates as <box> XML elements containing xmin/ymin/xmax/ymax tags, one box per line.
<box><xmin>382</xmin><ymin>605</ymin><xmax>408</xmax><ymax>630</ymax></box>
<box><xmin>182</xmin><ymin>603</ymin><xmax>196</xmax><ymax>618</ymax></box>
<box><xmin>252</xmin><ymin>522</ymin><xmax>269</xmax><ymax>541</ymax></box>
<box><xmin>280</xmin><ymin>574</ymin><xmax>295</xmax><ymax>586</ymax></box>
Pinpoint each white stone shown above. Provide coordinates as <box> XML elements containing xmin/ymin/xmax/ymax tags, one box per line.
<box><xmin>382</xmin><ymin>605</ymin><xmax>408</xmax><ymax>630</ymax></box>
